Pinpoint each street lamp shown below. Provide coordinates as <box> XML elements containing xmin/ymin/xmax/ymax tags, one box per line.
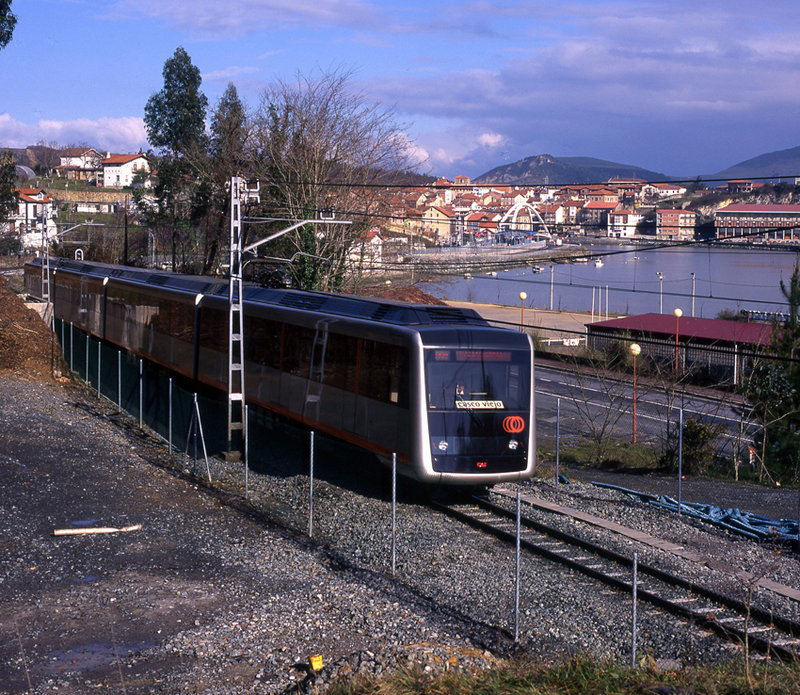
<box><xmin>519</xmin><ymin>291</ymin><xmax>527</xmax><ymax>332</ymax></box>
<box><xmin>656</xmin><ymin>271</ymin><xmax>664</xmax><ymax>313</ymax></box>
<box><xmin>673</xmin><ymin>307</ymin><xmax>683</xmax><ymax>374</ymax></box>
<box><xmin>630</xmin><ymin>343</ymin><xmax>641</xmax><ymax>443</ymax></box>
<box><xmin>690</xmin><ymin>273</ymin><xmax>696</xmax><ymax>317</ymax></box>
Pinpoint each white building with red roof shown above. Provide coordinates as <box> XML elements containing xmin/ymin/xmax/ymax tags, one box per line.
<box><xmin>99</xmin><ymin>153</ymin><xmax>150</xmax><ymax>188</ymax></box>
<box><xmin>642</xmin><ymin>181</ymin><xmax>687</xmax><ymax>199</ymax></box>
<box><xmin>607</xmin><ymin>209</ymin><xmax>643</xmax><ymax>238</ymax></box>
<box><xmin>56</xmin><ymin>147</ymin><xmax>103</xmax><ymax>181</ymax></box>
<box><xmin>2</xmin><ymin>188</ymin><xmax>58</xmax><ymax>249</ymax></box>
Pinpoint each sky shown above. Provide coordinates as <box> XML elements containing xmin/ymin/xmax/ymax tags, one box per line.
<box><xmin>2</xmin><ymin>0</ymin><xmax>800</xmax><ymax>179</ymax></box>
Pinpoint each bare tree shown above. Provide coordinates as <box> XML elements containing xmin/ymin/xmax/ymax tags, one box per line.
<box><xmin>250</xmin><ymin>68</ymin><xmax>419</xmax><ymax>290</ymax></box>
<box><xmin>562</xmin><ymin>344</ymin><xmax>649</xmax><ymax>466</ymax></box>
<box><xmin>30</xmin><ymin>140</ymin><xmax>62</xmax><ymax>176</ymax></box>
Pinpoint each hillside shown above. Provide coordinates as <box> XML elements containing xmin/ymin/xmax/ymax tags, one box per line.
<box><xmin>474</xmin><ymin>153</ymin><xmax>668</xmax><ymax>185</ymax></box>
<box><xmin>706</xmin><ymin>144</ymin><xmax>800</xmax><ymax>181</ymax></box>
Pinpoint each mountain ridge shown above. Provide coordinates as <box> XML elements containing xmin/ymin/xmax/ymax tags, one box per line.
<box><xmin>474</xmin><ymin>154</ymin><xmax>668</xmax><ymax>185</ymax></box>
<box><xmin>474</xmin><ymin>146</ymin><xmax>800</xmax><ymax>186</ymax></box>
<box><xmin>703</xmin><ymin>145</ymin><xmax>800</xmax><ymax>181</ymax></box>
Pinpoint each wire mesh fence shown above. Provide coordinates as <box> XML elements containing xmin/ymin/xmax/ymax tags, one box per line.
<box><xmin>54</xmin><ymin>319</ymin><xmax>797</xmax><ymax>528</ymax></box>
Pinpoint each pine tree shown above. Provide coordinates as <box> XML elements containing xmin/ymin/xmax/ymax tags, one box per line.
<box><xmin>741</xmin><ymin>264</ymin><xmax>800</xmax><ymax>481</ymax></box>
<box><xmin>0</xmin><ymin>150</ymin><xmax>19</xmax><ymax>254</ymax></box>
<box><xmin>143</xmin><ymin>47</ymin><xmax>208</xmax><ymax>271</ymax></box>
<box><xmin>0</xmin><ymin>0</ymin><xmax>16</xmax><ymax>51</ymax></box>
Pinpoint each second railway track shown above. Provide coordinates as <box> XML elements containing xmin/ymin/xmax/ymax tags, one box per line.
<box><xmin>432</xmin><ymin>492</ymin><xmax>800</xmax><ymax>662</ymax></box>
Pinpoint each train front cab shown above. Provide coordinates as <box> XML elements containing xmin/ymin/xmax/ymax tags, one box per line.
<box><xmin>419</xmin><ymin>328</ymin><xmax>535</xmax><ymax>484</ymax></box>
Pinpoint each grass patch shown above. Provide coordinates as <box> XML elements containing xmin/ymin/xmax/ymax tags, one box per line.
<box><xmin>537</xmin><ymin>439</ymin><xmax>661</xmax><ymax>473</ymax></box>
<box><xmin>327</xmin><ymin>657</ymin><xmax>800</xmax><ymax>694</ymax></box>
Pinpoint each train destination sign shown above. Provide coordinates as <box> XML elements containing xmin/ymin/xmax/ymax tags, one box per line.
<box><xmin>455</xmin><ymin>400</ymin><xmax>505</xmax><ymax>409</ymax></box>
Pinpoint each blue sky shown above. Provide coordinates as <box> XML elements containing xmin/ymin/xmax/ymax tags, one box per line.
<box><xmin>2</xmin><ymin>0</ymin><xmax>800</xmax><ymax>179</ymax></box>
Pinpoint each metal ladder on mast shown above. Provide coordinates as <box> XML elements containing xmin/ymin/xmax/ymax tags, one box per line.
<box><xmin>227</xmin><ymin>177</ymin><xmax>246</xmax><ymax>452</ymax></box>
<box><xmin>41</xmin><ymin>215</ymin><xmax>53</xmax><ymax>327</ymax></box>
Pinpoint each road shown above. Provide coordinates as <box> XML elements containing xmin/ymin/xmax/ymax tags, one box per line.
<box><xmin>444</xmin><ymin>300</ymin><xmax>754</xmax><ymax>456</ymax></box>
<box><xmin>534</xmin><ymin>361</ymin><xmax>753</xmax><ymax>457</ymax></box>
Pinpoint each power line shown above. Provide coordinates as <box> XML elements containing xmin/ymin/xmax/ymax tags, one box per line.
<box><xmin>254</xmin><ymin>173</ymin><xmax>800</xmax><ymax>190</ymax></box>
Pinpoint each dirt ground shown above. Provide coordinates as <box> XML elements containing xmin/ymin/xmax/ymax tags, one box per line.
<box><xmin>1</xmin><ymin>272</ymin><xmax>798</xmax><ymax>693</ymax></box>
<box><xmin>0</xmin><ymin>275</ymin><xmax>66</xmax><ymax>381</ymax></box>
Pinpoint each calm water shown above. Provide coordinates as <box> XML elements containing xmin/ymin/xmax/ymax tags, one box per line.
<box><xmin>423</xmin><ymin>244</ymin><xmax>800</xmax><ymax>318</ymax></box>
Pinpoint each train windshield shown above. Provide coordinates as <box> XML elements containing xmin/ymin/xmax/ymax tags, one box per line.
<box><xmin>425</xmin><ymin>348</ymin><xmax>529</xmax><ymax>412</ymax></box>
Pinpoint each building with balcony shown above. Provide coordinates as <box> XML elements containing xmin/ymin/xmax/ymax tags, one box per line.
<box><xmin>714</xmin><ymin>204</ymin><xmax>800</xmax><ymax>243</ymax></box>
<box><xmin>607</xmin><ymin>209</ymin><xmax>643</xmax><ymax>238</ymax></box>
<box><xmin>656</xmin><ymin>209</ymin><xmax>696</xmax><ymax>241</ymax></box>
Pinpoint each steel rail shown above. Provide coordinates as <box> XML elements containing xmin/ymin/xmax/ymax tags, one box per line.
<box><xmin>431</xmin><ymin>495</ymin><xmax>800</xmax><ymax>662</ymax></box>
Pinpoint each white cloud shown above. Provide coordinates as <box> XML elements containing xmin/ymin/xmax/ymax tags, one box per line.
<box><xmin>0</xmin><ymin>115</ymin><xmax>149</xmax><ymax>153</ymax></box>
<box><xmin>478</xmin><ymin>132</ymin><xmax>505</xmax><ymax>148</ymax></box>
<box><xmin>414</xmin><ymin>128</ymin><xmax>511</xmax><ymax>176</ymax></box>
<box><xmin>390</xmin><ymin>131</ymin><xmax>429</xmax><ymax>171</ymax></box>
<box><xmin>110</xmin><ymin>0</ymin><xmax>380</xmax><ymax>35</ymax></box>
<box><xmin>202</xmin><ymin>66</ymin><xmax>261</xmax><ymax>83</ymax></box>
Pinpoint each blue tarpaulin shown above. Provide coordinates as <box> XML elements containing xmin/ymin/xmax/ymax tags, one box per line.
<box><xmin>591</xmin><ymin>481</ymin><xmax>799</xmax><ymax>544</ymax></box>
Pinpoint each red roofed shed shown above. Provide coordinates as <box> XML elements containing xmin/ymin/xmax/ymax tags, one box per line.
<box><xmin>587</xmin><ymin>313</ymin><xmax>773</xmax><ymax>384</ymax></box>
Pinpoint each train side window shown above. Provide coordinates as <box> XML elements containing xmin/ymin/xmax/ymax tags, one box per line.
<box><xmin>359</xmin><ymin>339</ymin><xmax>408</xmax><ymax>406</ymax></box>
<box><xmin>283</xmin><ymin>325</ymin><xmax>315</xmax><ymax>377</ymax></box>
<box><xmin>198</xmin><ymin>305</ymin><xmax>227</xmax><ymax>352</ymax></box>
<box><xmin>507</xmin><ymin>364</ymin><xmax>521</xmax><ymax>403</ymax></box>
<box><xmin>323</xmin><ymin>332</ymin><xmax>357</xmax><ymax>391</ymax></box>
<box><xmin>245</xmin><ymin>316</ymin><xmax>282</xmax><ymax>369</ymax></box>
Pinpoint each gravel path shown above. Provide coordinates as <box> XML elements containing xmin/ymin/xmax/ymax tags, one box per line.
<box><xmin>2</xmin><ymin>374</ymin><xmax>800</xmax><ymax>694</ymax></box>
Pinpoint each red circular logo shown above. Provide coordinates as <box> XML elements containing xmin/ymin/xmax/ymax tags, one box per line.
<box><xmin>502</xmin><ymin>416</ymin><xmax>526</xmax><ymax>434</ymax></box>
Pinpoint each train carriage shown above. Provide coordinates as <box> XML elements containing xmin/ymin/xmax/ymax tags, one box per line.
<box><xmin>25</xmin><ymin>258</ymin><xmax>535</xmax><ymax>485</ymax></box>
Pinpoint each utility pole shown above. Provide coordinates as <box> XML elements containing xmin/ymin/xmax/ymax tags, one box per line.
<box><xmin>226</xmin><ymin>175</ymin><xmax>352</xmax><ymax>455</ymax></box>
<box><xmin>227</xmin><ymin>177</ymin><xmax>251</xmax><ymax>454</ymax></box>
<box><xmin>40</xmin><ymin>204</ymin><xmax>50</xmax><ymax>305</ymax></box>
<box><xmin>123</xmin><ymin>195</ymin><xmax>129</xmax><ymax>265</ymax></box>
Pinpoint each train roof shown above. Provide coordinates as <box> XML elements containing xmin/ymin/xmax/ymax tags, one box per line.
<box><xmin>28</xmin><ymin>257</ymin><xmax>490</xmax><ymax>328</ymax></box>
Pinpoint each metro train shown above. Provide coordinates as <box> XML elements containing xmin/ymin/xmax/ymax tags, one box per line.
<box><xmin>25</xmin><ymin>257</ymin><xmax>535</xmax><ymax>485</ymax></box>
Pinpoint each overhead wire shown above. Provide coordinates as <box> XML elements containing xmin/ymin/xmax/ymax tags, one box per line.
<box><xmin>251</xmin><ymin>172</ymin><xmax>800</xmax><ymax>190</ymax></box>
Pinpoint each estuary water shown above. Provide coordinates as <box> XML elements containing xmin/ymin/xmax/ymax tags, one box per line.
<box><xmin>423</xmin><ymin>243</ymin><xmax>800</xmax><ymax>318</ymax></box>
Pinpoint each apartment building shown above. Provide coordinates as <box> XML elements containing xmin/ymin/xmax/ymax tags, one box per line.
<box><xmin>715</xmin><ymin>204</ymin><xmax>800</xmax><ymax>243</ymax></box>
<box><xmin>656</xmin><ymin>209</ymin><xmax>696</xmax><ymax>241</ymax></box>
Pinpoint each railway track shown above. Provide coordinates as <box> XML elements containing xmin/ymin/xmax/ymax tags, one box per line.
<box><xmin>432</xmin><ymin>493</ymin><xmax>800</xmax><ymax>661</ymax></box>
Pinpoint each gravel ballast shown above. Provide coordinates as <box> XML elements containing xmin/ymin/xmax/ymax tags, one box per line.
<box><xmin>2</xmin><ymin>373</ymin><xmax>800</xmax><ymax>694</ymax></box>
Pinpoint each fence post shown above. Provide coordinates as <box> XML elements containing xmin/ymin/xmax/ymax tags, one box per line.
<box><xmin>85</xmin><ymin>331</ymin><xmax>88</xmax><ymax>382</ymax></box>
<box><xmin>514</xmin><ymin>490</ymin><xmax>521</xmax><ymax>641</ymax></box>
<box><xmin>677</xmin><ymin>407</ymin><xmax>683</xmax><ymax>515</ymax></box>
<box><xmin>796</xmin><ymin>480</ymin><xmax>799</xmax><ymax>554</ymax></box>
<box><xmin>139</xmin><ymin>358</ymin><xmax>143</xmax><ymax>428</ymax></box>
<box><xmin>391</xmin><ymin>453</ymin><xmax>397</xmax><ymax>576</ymax></box>
<box><xmin>69</xmin><ymin>323</ymin><xmax>73</xmax><ymax>372</ymax></box>
<box><xmin>555</xmin><ymin>397</ymin><xmax>561</xmax><ymax>486</ymax></box>
<box><xmin>117</xmin><ymin>351</ymin><xmax>122</xmax><ymax>411</ymax></box>
<box><xmin>632</xmin><ymin>551</ymin><xmax>638</xmax><ymax>667</ymax></box>
<box><xmin>244</xmin><ymin>404</ymin><xmax>249</xmax><ymax>499</ymax></box>
<box><xmin>96</xmin><ymin>340</ymin><xmax>100</xmax><ymax>398</ymax></box>
<box><xmin>309</xmin><ymin>430</ymin><xmax>315</xmax><ymax>537</ymax></box>
<box><xmin>168</xmin><ymin>377</ymin><xmax>173</xmax><ymax>454</ymax></box>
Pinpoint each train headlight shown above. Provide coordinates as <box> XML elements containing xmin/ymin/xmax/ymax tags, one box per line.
<box><xmin>508</xmin><ymin>439</ymin><xmax>519</xmax><ymax>450</ymax></box>
<box><xmin>437</xmin><ymin>440</ymin><xmax>449</xmax><ymax>452</ymax></box>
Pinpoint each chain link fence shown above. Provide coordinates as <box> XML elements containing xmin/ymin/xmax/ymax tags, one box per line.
<box><xmin>56</xmin><ymin>318</ymin><xmax>797</xmax><ymax>526</ymax></box>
